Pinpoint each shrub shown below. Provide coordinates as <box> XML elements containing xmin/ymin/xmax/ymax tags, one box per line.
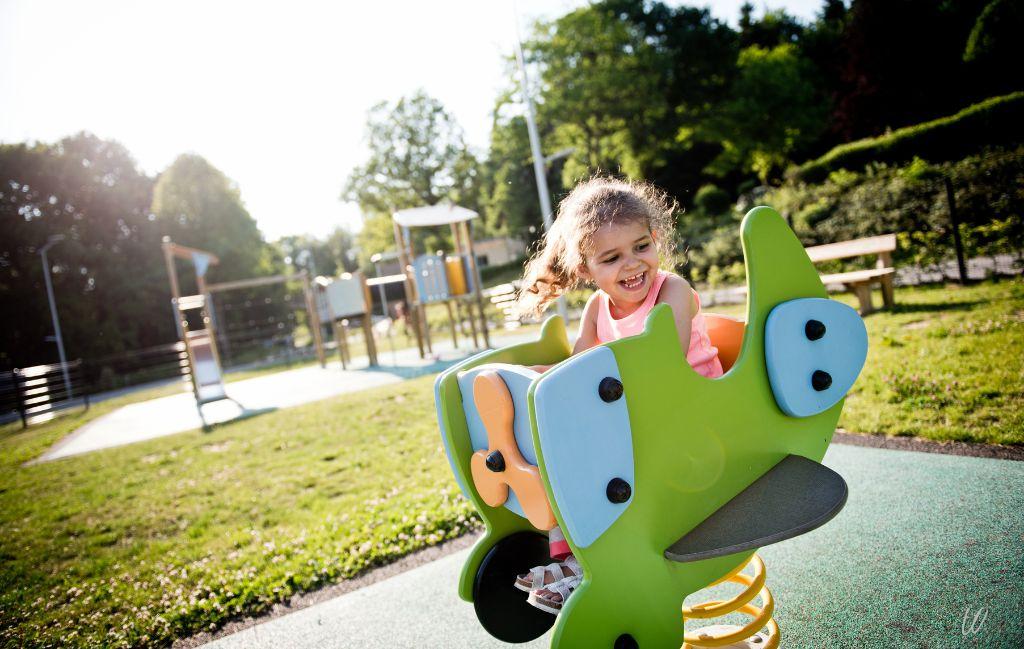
<box><xmin>765</xmin><ymin>146</ymin><xmax>1024</xmax><ymax>270</ymax></box>
<box><xmin>788</xmin><ymin>92</ymin><xmax>1024</xmax><ymax>183</ymax></box>
<box><xmin>694</xmin><ymin>184</ymin><xmax>732</xmax><ymax>216</ymax></box>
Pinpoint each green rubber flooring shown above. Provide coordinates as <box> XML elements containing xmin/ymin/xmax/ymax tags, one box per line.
<box><xmin>690</xmin><ymin>443</ymin><xmax>1024</xmax><ymax>648</ymax></box>
<box><xmin>204</xmin><ymin>443</ymin><xmax>1024</xmax><ymax>649</ymax></box>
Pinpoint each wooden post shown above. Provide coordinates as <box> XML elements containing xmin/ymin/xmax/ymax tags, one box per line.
<box><xmin>360</xmin><ymin>275</ymin><xmax>379</xmax><ymax>367</ymax></box>
<box><xmin>393</xmin><ymin>221</ymin><xmax>425</xmax><ymax>359</ymax></box>
<box><xmin>302</xmin><ymin>272</ymin><xmax>326</xmax><ymax>367</ymax></box>
<box><xmin>944</xmin><ymin>177</ymin><xmax>969</xmax><ymax>285</ymax></box>
<box><xmin>464</xmin><ymin>299</ymin><xmax>480</xmax><ymax>348</ymax></box>
<box><xmin>317</xmin><ymin>282</ymin><xmax>346</xmax><ymax>370</ymax></box>
<box><xmin>462</xmin><ymin>220</ymin><xmax>490</xmax><ymax>348</ymax></box>
<box><xmin>332</xmin><ymin>320</ymin><xmax>347</xmax><ymax>370</ymax></box>
<box><xmin>445</xmin><ymin>300</ymin><xmax>458</xmax><ymax>348</ymax></box>
<box><xmin>161</xmin><ymin>241</ymin><xmax>183</xmax><ymax>305</ymax></box>
<box><xmin>848</xmin><ymin>282</ymin><xmax>875</xmax><ymax>316</ymax></box>
<box><xmin>450</xmin><ymin>222</ymin><xmax>462</xmax><ymax>255</ymax></box>
<box><xmin>161</xmin><ymin>240</ymin><xmax>201</xmax><ymax>405</ymax></box>
<box><xmin>421</xmin><ymin>302</ymin><xmax>433</xmax><ymax>355</ymax></box>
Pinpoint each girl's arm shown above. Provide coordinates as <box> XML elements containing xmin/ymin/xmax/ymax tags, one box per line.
<box><xmin>572</xmin><ymin>292</ymin><xmax>600</xmax><ymax>355</ymax></box>
<box><xmin>656</xmin><ymin>274</ymin><xmax>696</xmax><ymax>356</ymax></box>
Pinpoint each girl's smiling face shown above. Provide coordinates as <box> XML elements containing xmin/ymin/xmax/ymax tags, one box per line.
<box><xmin>580</xmin><ymin>219</ymin><xmax>660</xmax><ymax>312</ymax></box>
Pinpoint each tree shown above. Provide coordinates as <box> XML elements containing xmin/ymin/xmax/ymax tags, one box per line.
<box><xmin>699</xmin><ymin>44</ymin><xmax>827</xmax><ymax>182</ymax></box>
<box><xmin>342</xmin><ymin>91</ymin><xmax>480</xmax><ymax>268</ymax></box>
<box><xmin>527</xmin><ymin>3</ymin><xmax>669</xmax><ymax>184</ymax></box>
<box><xmin>522</xmin><ymin>1</ymin><xmax>738</xmax><ymax>205</ymax></box>
<box><xmin>152</xmin><ymin>154</ymin><xmax>269</xmax><ymax>281</ymax></box>
<box><xmin>152</xmin><ymin>155</ymin><xmax>287</xmax><ymax>362</ymax></box>
<box><xmin>479</xmin><ymin>113</ymin><xmax>545</xmax><ymax>244</ymax></box>
<box><xmin>0</xmin><ymin>133</ymin><xmax>166</xmax><ymax>367</ymax></box>
<box><xmin>963</xmin><ymin>0</ymin><xmax>1024</xmax><ymax>96</ymax></box>
<box><xmin>832</xmin><ymin>0</ymin><xmax>989</xmax><ymax>141</ymax></box>
<box><xmin>274</xmin><ymin>227</ymin><xmax>358</xmax><ymax>278</ymax></box>
<box><xmin>738</xmin><ymin>5</ymin><xmax>805</xmax><ymax>48</ymax></box>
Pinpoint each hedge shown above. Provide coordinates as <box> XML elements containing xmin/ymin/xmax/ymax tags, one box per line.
<box><xmin>788</xmin><ymin>91</ymin><xmax>1024</xmax><ymax>183</ymax></box>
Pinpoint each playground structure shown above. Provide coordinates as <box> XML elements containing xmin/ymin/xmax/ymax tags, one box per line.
<box><xmin>434</xmin><ymin>207</ymin><xmax>868</xmax><ymax>648</ymax></box>
<box><xmin>391</xmin><ymin>204</ymin><xmax>492</xmax><ymax>358</ymax></box>
<box><xmin>161</xmin><ymin>238</ymin><xmax>326</xmax><ymax>426</ymax></box>
<box><xmin>315</xmin><ymin>272</ymin><xmax>378</xmax><ymax>369</ymax></box>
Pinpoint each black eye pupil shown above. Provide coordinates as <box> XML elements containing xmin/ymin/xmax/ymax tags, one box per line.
<box><xmin>485</xmin><ymin>451</ymin><xmax>505</xmax><ymax>472</ymax></box>
<box><xmin>598</xmin><ymin>377</ymin><xmax>624</xmax><ymax>402</ymax></box>
<box><xmin>812</xmin><ymin>370</ymin><xmax>832</xmax><ymax>391</ymax></box>
<box><xmin>805</xmin><ymin>319</ymin><xmax>826</xmax><ymax>341</ymax></box>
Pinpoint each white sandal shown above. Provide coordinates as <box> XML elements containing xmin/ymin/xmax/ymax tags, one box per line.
<box><xmin>514</xmin><ymin>556</ymin><xmax>581</xmax><ymax>593</ymax></box>
<box><xmin>527</xmin><ymin>573</ymin><xmax>582</xmax><ymax>615</ymax></box>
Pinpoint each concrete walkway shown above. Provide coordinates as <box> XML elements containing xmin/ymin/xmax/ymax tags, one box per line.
<box><xmin>38</xmin><ymin>331</ymin><xmax>535</xmax><ymax>462</ymax></box>
<box><xmin>200</xmin><ymin>443</ymin><xmax>1024</xmax><ymax>649</ymax></box>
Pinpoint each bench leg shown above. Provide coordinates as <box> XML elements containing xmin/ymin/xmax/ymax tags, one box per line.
<box><xmin>849</xmin><ymin>283</ymin><xmax>875</xmax><ymax>316</ymax></box>
<box><xmin>880</xmin><ymin>276</ymin><xmax>895</xmax><ymax>309</ymax></box>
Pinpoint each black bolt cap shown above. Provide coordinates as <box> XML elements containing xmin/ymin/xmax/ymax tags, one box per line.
<box><xmin>599</xmin><ymin>377</ymin><xmax>624</xmax><ymax>402</ymax></box>
<box><xmin>606</xmin><ymin>478</ymin><xmax>631</xmax><ymax>503</ymax></box>
<box><xmin>485</xmin><ymin>450</ymin><xmax>505</xmax><ymax>472</ymax></box>
<box><xmin>812</xmin><ymin>370</ymin><xmax>832</xmax><ymax>391</ymax></box>
<box><xmin>614</xmin><ymin>634</ymin><xmax>639</xmax><ymax>649</ymax></box>
<box><xmin>805</xmin><ymin>319</ymin><xmax>826</xmax><ymax>340</ymax></box>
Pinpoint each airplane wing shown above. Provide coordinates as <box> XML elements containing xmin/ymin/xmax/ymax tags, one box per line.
<box><xmin>664</xmin><ymin>454</ymin><xmax>847</xmax><ymax>563</ymax></box>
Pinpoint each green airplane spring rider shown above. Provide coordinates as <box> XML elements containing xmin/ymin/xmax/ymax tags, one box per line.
<box><xmin>434</xmin><ymin>207</ymin><xmax>868</xmax><ymax>648</ymax></box>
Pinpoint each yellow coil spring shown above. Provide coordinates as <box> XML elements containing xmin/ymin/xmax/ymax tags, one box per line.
<box><xmin>682</xmin><ymin>553</ymin><xmax>780</xmax><ymax>649</ymax></box>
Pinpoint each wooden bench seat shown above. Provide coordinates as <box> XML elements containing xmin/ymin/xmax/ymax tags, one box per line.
<box><xmin>482</xmin><ymin>282</ymin><xmax>522</xmax><ymax>329</ymax></box>
<box><xmin>731</xmin><ymin>234</ymin><xmax>896</xmax><ymax>315</ymax></box>
<box><xmin>819</xmin><ymin>267</ymin><xmax>896</xmax><ymax>315</ymax></box>
<box><xmin>807</xmin><ymin>234</ymin><xmax>896</xmax><ymax>315</ymax></box>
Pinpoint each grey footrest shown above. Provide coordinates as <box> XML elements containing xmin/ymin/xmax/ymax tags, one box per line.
<box><xmin>664</xmin><ymin>454</ymin><xmax>847</xmax><ymax>563</ymax></box>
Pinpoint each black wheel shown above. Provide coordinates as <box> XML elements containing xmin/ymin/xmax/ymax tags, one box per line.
<box><xmin>472</xmin><ymin>530</ymin><xmax>557</xmax><ymax>643</ymax></box>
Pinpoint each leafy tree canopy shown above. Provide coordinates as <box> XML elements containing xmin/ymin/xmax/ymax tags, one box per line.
<box><xmin>0</xmin><ymin>133</ymin><xmax>165</xmax><ymax>366</ymax></box>
<box><xmin>152</xmin><ymin>154</ymin><xmax>270</xmax><ymax>282</ymax></box>
<box><xmin>342</xmin><ymin>91</ymin><xmax>481</xmax><ymax>268</ymax></box>
<box><xmin>699</xmin><ymin>43</ymin><xmax>827</xmax><ymax>182</ymax></box>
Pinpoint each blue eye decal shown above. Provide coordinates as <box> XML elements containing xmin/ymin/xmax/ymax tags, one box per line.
<box><xmin>532</xmin><ymin>346</ymin><xmax>634</xmax><ymax>548</ymax></box>
<box><xmin>764</xmin><ymin>298</ymin><xmax>868</xmax><ymax>418</ymax></box>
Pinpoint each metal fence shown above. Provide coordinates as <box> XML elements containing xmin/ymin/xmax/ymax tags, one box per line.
<box><xmin>1</xmin><ymin>360</ymin><xmax>90</xmax><ymax>428</ymax></box>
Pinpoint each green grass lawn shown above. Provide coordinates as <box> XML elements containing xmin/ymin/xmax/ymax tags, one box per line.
<box><xmin>0</xmin><ymin>377</ymin><xmax>476</xmax><ymax>648</ymax></box>
<box><xmin>706</xmin><ymin>279</ymin><xmax>1024</xmax><ymax>444</ymax></box>
<box><xmin>0</xmin><ymin>278</ymin><xmax>1020</xmax><ymax>647</ymax></box>
<box><xmin>838</xmin><ymin>279</ymin><xmax>1024</xmax><ymax>444</ymax></box>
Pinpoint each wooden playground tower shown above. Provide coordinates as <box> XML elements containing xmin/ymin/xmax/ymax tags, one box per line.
<box><xmin>392</xmin><ymin>204</ymin><xmax>491</xmax><ymax>358</ymax></box>
<box><xmin>161</xmin><ymin>237</ymin><xmax>325</xmax><ymax>426</ymax></box>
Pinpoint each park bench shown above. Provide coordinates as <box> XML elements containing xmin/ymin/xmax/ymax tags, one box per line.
<box><xmin>482</xmin><ymin>282</ymin><xmax>522</xmax><ymax>329</ymax></box>
<box><xmin>806</xmin><ymin>234</ymin><xmax>896</xmax><ymax>315</ymax></box>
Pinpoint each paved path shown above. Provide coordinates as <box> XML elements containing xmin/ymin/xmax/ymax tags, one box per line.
<box><xmin>38</xmin><ymin>332</ymin><xmax>535</xmax><ymax>462</ymax></box>
<box><xmin>201</xmin><ymin>443</ymin><xmax>1024</xmax><ymax>648</ymax></box>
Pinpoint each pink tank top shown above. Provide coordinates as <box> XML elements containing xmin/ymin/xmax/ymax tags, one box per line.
<box><xmin>595</xmin><ymin>270</ymin><xmax>724</xmax><ymax>378</ymax></box>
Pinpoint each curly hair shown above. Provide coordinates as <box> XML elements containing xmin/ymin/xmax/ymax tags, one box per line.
<box><xmin>514</xmin><ymin>176</ymin><xmax>678</xmax><ymax>319</ymax></box>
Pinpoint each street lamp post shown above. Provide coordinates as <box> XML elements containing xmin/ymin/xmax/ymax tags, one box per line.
<box><xmin>513</xmin><ymin>3</ymin><xmax>569</xmax><ymax>323</ymax></box>
<box><xmin>39</xmin><ymin>234</ymin><xmax>73</xmax><ymax>400</ymax></box>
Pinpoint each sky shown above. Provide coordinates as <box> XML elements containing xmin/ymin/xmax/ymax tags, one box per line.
<box><xmin>0</xmin><ymin>0</ymin><xmax>824</xmax><ymax>241</ymax></box>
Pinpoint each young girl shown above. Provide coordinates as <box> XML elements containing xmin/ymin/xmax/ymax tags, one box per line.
<box><xmin>511</xmin><ymin>176</ymin><xmax>724</xmax><ymax>614</ymax></box>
